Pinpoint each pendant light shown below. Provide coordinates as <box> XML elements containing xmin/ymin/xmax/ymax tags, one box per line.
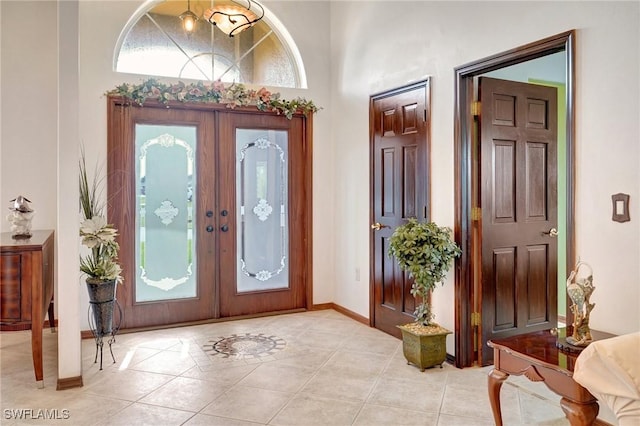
<box><xmin>205</xmin><ymin>0</ymin><xmax>264</xmax><ymax>37</ymax></box>
<box><xmin>180</xmin><ymin>0</ymin><xmax>198</xmax><ymax>33</ymax></box>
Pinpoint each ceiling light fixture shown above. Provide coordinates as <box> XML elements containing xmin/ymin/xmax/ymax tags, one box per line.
<box><xmin>180</xmin><ymin>0</ymin><xmax>198</xmax><ymax>33</ymax></box>
<box><xmin>205</xmin><ymin>0</ymin><xmax>264</xmax><ymax>37</ymax></box>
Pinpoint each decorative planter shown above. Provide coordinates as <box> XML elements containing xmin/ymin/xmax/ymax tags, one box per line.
<box><xmin>397</xmin><ymin>323</ymin><xmax>452</xmax><ymax>371</ymax></box>
<box><xmin>85</xmin><ymin>278</ymin><xmax>116</xmax><ymax>337</ymax></box>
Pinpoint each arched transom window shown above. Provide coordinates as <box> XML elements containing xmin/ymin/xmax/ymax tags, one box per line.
<box><xmin>115</xmin><ymin>0</ymin><xmax>307</xmax><ymax>88</ymax></box>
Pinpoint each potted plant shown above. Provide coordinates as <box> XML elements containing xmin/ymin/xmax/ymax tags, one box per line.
<box><xmin>79</xmin><ymin>152</ymin><xmax>122</xmax><ymax>338</ymax></box>
<box><xmin>388</xmin><ymin>218</ymin><xmax>461</xmax><ymax>371</ymax></box>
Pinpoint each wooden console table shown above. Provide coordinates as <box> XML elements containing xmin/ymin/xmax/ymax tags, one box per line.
<box><xmin>1</xmin><ymin>230</ymin><xmax>55</xmax><ymax>388</ymax></box>
<box><xmin>488</xmin><ymin>328</ymin><xmax>614</xmax><ymax>425</ymax></box>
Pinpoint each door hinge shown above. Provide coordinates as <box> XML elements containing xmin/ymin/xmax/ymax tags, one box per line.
<box><xmin>471</xmin><ymin>312</ymin><xmax>481</xmax><ymax>327</ymax></box>
<box><xmin>471</xmin><ymin>206</ymin><xmax>482</xmax><ymax>221</ymax></box>
<box><xmin>471</xmin><ymin>101</ymin><xmax>481</xmax><ymax>117</ymax></box>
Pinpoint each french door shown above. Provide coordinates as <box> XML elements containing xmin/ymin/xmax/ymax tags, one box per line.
<box><xmin>108</xmin><ymin>99</ymin><xmax>311</xmax><ymax>329</ymax></box>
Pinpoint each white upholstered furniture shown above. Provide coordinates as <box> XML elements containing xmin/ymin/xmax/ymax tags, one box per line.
<box><xmin>574</xmin><ymin>332</ymin><xmax>640</xmax><ymax>425</ymax></box>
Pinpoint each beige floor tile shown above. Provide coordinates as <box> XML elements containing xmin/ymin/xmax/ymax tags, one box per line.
<box><xmin>440</xmin><ymin>382</ymin><xmax>521</xmax><ymax>424</ymax></box>
<box><xmin>237</xmin><ymin>362</ymin><xmax>317</xmax><ymax>393</ymax></box>
<box><xmin>339</xmin><ymin>333</ymin><xmax>402</xmax><ymax>356</ymax></box>
<box><xmin>139</xmin><ymin>376</ymin><xmax>229</xmax><ymax>412</ymax></box>
<box><xmin>82</xmin><ymin>369</ymin><xmax>174</xmax><ymax>402</ymax></box>
<box><xmin>308</xmin><ymin>317</ymin><xmax>364</xmax><ymax>335</ymax></box>
<box><xmin>518</xmin><ymin>390</ymin><xmax>569</xmax><ymax>425</ymax></box>
<box><xmin>183</xmin><ymin>413</ymin><xmax>264</xmax><ymax>425</ymax></box>
<box><xmin>301</xmin><ymin>369</ymin><xmax>378</xmax><ymax>402</ymax></box>
<box><xmin>353</xmin><ymin>403</ymin><xmax>439</xmax><ymax>426</ymax></box>
<box><xmin>272</xmin><ymin>346</ymin><xmax>334</xmax><ymax>368</ymax></box>
<box><xmin>270</xmin><ymin>393</ymin><xmax>362</xmax><ymax>426</ymax></box>
<box><xmin>60</xmin><ymin>394</ymin><xmax>132</xmax><ymax>425</ymax></box>
<box><xmin>436</xmin><ymin>413</ymin><xmax>495</xmax><ymax>426</ymax></box>
<box><xmin>181</xmin><ymin>364</ymin><xmax>258</xmax><ymax>385</ymax></box>
<box><xmin>94</xmin><ymin>402</ymin><xmax>194</xmax><ymax>425</ymax></box>
<box><xmin>323</xmin><ymin>349</ymin><xmax>391</xmax><ymax>376</ymax></box>
<box><xmin>200</xmin><ymin>385</ymin><xmax>292</xmax><ymax>423</ymax></box>
<box><xmin>367</xmin><ymin>377</ymin><xmax>444</xmax><ymax>413</ymax></box>
<box><xmin>293</xmin><ymin>329</ymin><xmax>349</xmax><ymax>350</ymax></box>
<box><xmin>129</xmin><ymin>349</ymin><xmax>196</xmax><ymax>376</ymax></box>
<box><xmin>382</xmin><ymin>357</ymin><xmax>451</xmax><ymax>384</ymax></box>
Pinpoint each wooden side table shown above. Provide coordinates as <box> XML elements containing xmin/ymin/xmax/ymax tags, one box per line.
<box><xmin>488</xmin><ymin>328</ymin><xmax>614</xmax><ymax>425</ymax></box>
<box><xmin>1</xmin><ymin>230</ymin><xmax>55</xmax><ymax>388</ymax></box>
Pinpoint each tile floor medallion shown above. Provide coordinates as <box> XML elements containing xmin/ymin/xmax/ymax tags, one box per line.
<box><xmin>204</xmin><ymin>332</ymin><xmax>286</xmax><ymax>359</ymax></box>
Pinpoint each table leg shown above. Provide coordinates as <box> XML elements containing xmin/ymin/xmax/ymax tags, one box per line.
<box><xmin>488</xmin><ymin>368</ymin><xmax>508</xmax><ymax>426</ymax></box>
<box><xmin>560</xmin><ymin>397</ymin><xmax>599</xmax><ymax>426</ymax></box>
<box><xmin>31</xmin><ymin>252</ymin><xmax>44</xmax><ymax>388</ymax></box>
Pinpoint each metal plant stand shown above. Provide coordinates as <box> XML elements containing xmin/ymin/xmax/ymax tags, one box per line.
<box><xmin>87</xmin><ymin>299</ymin><xmax>123</xmax><ymax>370</ymax></box>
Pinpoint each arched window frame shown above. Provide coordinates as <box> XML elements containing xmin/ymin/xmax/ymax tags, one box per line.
<box><xmin>113</xmin><ymin>0</ymin><xmax>308</xmax><ymax>89</ymax></box>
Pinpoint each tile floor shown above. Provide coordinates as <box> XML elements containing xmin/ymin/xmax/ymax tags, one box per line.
<box><xmin>0</xmin><ymin>309</ymin><xmax>616</xmax><ymax>425</ymax></box>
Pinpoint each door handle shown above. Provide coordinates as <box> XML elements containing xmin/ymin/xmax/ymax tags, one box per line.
<box><xmin>542</xmin><ymin>228</ymin><xmax>558</xmax><ymax>237</ymax></box>
<box><xmin>371</xmin><ymin>222</ymin><xmax>387</xmax><ymax>231</ymax></box>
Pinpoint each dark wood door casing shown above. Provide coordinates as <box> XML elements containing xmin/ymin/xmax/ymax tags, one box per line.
<box><xmin>479</xmin><ymin>77</ymin><xmax>558</xmax><ymax>365</ymax></box>
<box><xmin>107</xmin><ymin>97</ymin><xmax>312</xmax><ymax>329</ymax></box>
<box><xmin>454</xmin><ymin>30</ymin><xmax>575</xmax><ymax>368</ymax></box>
<box><xmin>370</xmin><ymin>79</ymin><xmax>430</xmax><ymax>338</ymax></box>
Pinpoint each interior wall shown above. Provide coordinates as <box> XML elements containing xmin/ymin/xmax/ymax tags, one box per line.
<box><xmin>329</xmin><ymin>1</ymin><xmax>640</xmax><ymax>348</ymax></box>
<box><xmin>0</xmin><ymin>1</ymin><xmax>58</xmax><ymax>232</ymax></box>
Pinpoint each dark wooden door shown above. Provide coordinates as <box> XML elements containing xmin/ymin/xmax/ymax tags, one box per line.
<box><xmin>479</xmin><ymin>77</ymin><xmax>558</xmax><ymax>365</ymax></box>
<box><xmin>371</xmin><ymin>80</ymin><xmax>429</xmax><ymax>338</ymax></box>
<box><xmin>108</xmin><ymin>100</ymin><xmax>311</xmax><ymax>329</ymax></box>
<box><xmin>218</xmin><ymin>112</ymin><xmax>308</xmax><ymax>317</ymax></box>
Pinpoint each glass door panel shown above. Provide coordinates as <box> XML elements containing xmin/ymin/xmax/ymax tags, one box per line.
<box><xmin>236</xmin><ymin>129</ymin><xmax>289</xmax><ymax>293</ymax></box>
<box><xmin>135</xmin><ymin>124</ymin><xmax>197</xmax><ymax>302</ymax></box>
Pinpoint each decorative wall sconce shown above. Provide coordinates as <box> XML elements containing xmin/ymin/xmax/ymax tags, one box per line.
<box><xmin>179</xmin><ymin>0</ymin><xmax>198</xmax><ymax>33</ymax></box>
<box><xmin>205</xmin><ymin>0</ymin><xmax>264</xmax><ymax>37</ymax></box>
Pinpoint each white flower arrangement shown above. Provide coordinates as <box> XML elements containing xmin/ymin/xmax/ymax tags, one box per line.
<box><xmin>79</xmin><ymin>152</ymin><xmax>123</xmax><ymax>283</ymax></box>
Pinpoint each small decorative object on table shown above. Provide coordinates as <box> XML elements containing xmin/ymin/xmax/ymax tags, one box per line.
<box><xmin>79</xmin><ymin>152</ymin><xmax>123</xmax><ymax>369</ymax></box>
<box><xmin>565</xmin><ymin>261</ymin><xmax>595</xmax><ymax>348</ymax></box>
<box><xmin>6</xmin><ymin>195</ymin><xmax>35</xmax><ymax>239</ymax></box>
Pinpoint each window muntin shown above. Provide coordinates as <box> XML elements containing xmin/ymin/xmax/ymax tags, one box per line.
<box><xmin>115</xmin><ymin>0</ymin><xmax>304</xmax><ymax>88</ymax></box>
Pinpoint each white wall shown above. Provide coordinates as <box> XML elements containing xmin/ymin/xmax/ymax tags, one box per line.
<box><xmin>0</xmin><ymin>1</ymin><xmax>58</xmax><ymax>232</ymax></box>
<box><xmin>329</xmin><ymin>1</ymin><xmax>640</xmax><ymax>347</ymax></box>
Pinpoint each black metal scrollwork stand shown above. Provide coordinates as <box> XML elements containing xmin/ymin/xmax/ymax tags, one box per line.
<box><xmin>87</xmin><ymin>299</ymin><xmax>123</xmax><ymax>370</ymax></box>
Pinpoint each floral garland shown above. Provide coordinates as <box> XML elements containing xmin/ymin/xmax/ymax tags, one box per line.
<box><xmin>107</xmin><ymin>78</ymin><xmax>319</xmax><ymax>119</ymax></box>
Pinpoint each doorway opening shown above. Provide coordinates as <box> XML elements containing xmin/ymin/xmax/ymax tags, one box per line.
<box><xmin>453</xmin><ymin>30</ymin><xmax>576</xmax><ymax>367</ymax></box>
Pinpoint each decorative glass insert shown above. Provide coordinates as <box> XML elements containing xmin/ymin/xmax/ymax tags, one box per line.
<box><xmin>115</xmin><ymin>0</ymin><xmax>305</xmax><ymax>88</ymax></box>
<box><xmin>236</xmin><ymin>129</ymin><xmax>288</xmax><ymax>292</ymax></box>
<box><xmin>135</xmin><ymin>125</ymin><xmax>197</xmax><ymax>302</ymax></box>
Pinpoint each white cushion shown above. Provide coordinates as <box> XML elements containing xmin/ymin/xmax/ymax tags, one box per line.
<box><xmin>574</xmin><ymin>332</ymin><xmax>640</xmax><ymax>425</ymax></box>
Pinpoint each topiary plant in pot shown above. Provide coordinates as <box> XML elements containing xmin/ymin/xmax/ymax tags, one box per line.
<box><xmin>388</xmin><ymin>218</ymin><xmax>461</xmax><ymax>371</ymax></box>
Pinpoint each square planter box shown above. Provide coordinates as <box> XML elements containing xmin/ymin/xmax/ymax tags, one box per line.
<box><xmin>397</xmin><ymin>323</ymin><xmax>452</xmax><ymax>371</ymax></box>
